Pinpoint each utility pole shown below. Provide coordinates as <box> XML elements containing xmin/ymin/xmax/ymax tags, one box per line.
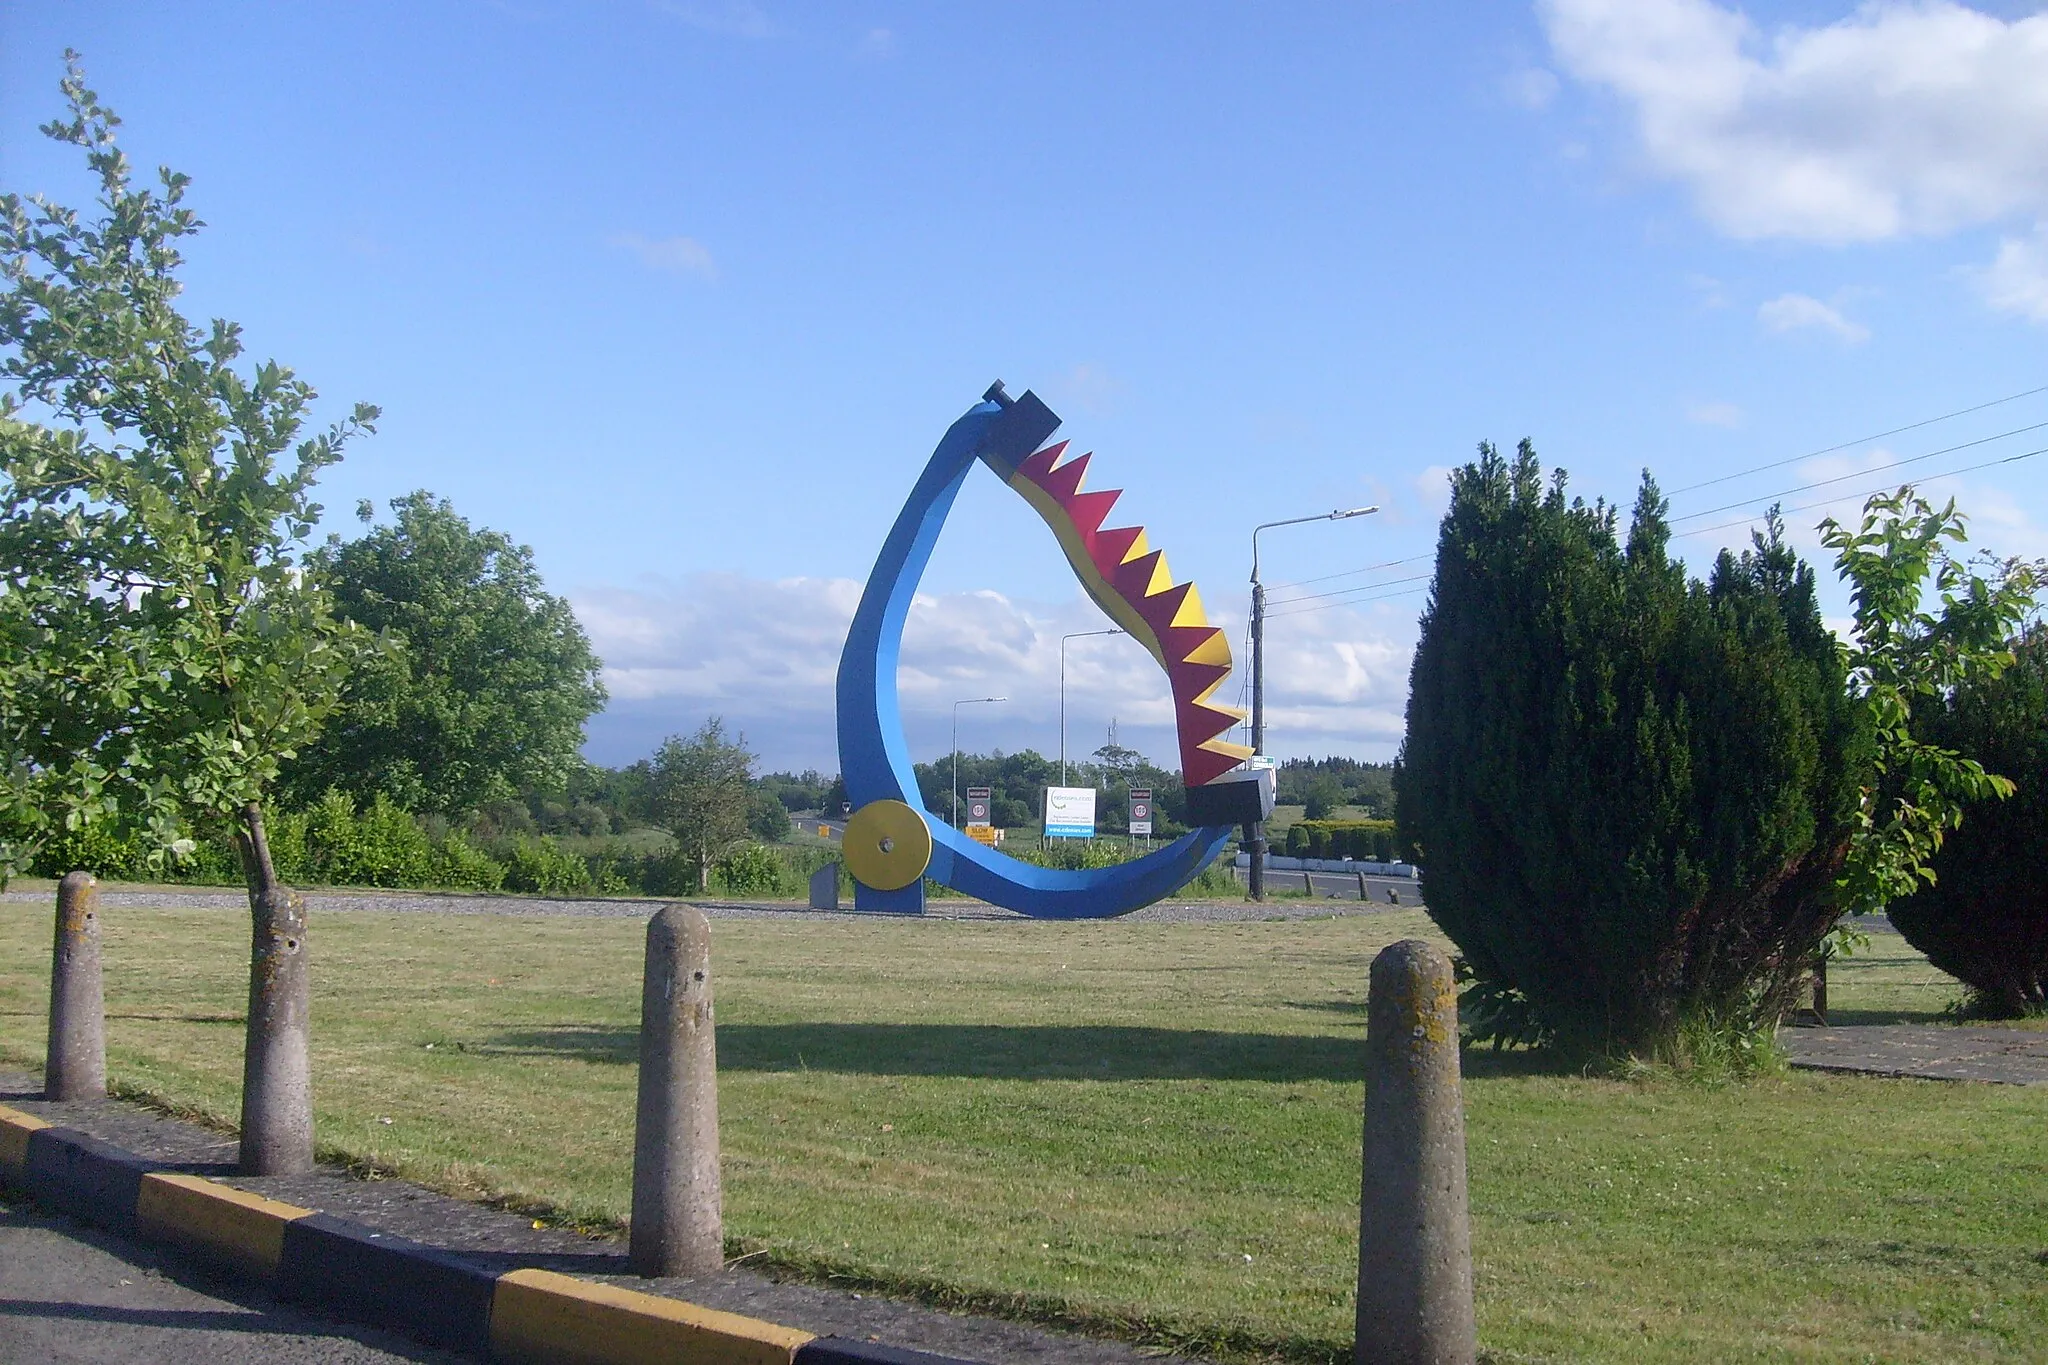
<box><xmin>1059</xmin><ymin>628</ymin><xmax>1122</xmax><ymax>786</ymax></box>
<box><xmin>951</xmin><ymin>696</ymin><xmax>1005</xmax><ymax>827</ymax></box>
<box><xmin>1248</xmin><ymin>505</ymin><xmax>1378</xmax><ymax>900</ymax></box>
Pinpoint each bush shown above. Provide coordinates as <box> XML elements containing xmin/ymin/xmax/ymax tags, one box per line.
<box><xmin>502</xmin><ymin>836</ymin><xmax>595</xmax><ymax>896</ymax></box>
<box><xmin>1398</xmin><ymin>445</ymin><xmax>1866</xmax><ymax>1057</ymax></box>
<box><xmin>1284</xmin><ymin>819</ymin><xmax>1402</xmax><ymax>861</ymax></box>
<box><xmin>713</xmin><ymin>842</ymin><xmax>787</xmax><ymax>896</ymax></box>
<box><xmin>1888</xmin><ymin>626</ymin><xmax>2048</xmax><ymax>1016</ymax></box>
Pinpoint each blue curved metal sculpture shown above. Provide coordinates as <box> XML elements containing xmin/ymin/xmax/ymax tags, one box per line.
<box><xmin>834</xmin><ymin>385</ymin><xmax>1238</xmax><ymax>918</ymax></box>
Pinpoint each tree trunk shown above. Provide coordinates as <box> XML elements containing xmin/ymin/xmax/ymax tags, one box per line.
<box><xmin>234</xmin><ymin>800</ymin><xmax>314</xmax><ymax>1174</ymax></box>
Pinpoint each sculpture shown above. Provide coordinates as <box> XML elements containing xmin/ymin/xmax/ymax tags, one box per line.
<box><xmin>835</xmin><ymin>384</ymin><xmax>1274</xmax><ymax>917</ymax></box>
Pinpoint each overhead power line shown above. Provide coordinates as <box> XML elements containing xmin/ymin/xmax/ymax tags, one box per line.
<box><xmin>1672</xmin><ymin>441</ymin><xmax>2048</xmax><ymax>542</ymax></box>
<box><xmin>1669</xmin><ymin>421</ymin><xmax>2048</xmax><ymax>526</ymax></box>
<box><xmin>1666</xmin><ymin>381</ymin><xmax>2048</xmax><ymax>496</ymax></box>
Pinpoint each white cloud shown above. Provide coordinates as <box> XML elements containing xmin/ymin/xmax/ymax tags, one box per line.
<box><xmin>654</xmin><ymin>0</ymin><xmax>778</xmax><ymax>39</ymax></box>
<box><xmin>1413</xmin><ymin>465</ymin><xmax>1456</xmax><ymax>515</ymax></box>
<box><xmin>1685</xmin><ymin>399</ymin><xmax>1744</xmax><ymax>428</ymax></box>
<box><xmin>1042</xmin><ymin>362</ymin><xmax>1125</xmax><ymax>417</ymax></box>
<box><xmin>1977</xmin><ymin>222</ymin><xmax>2048</xmax><ymax>321</ymax></box>
<box><xmin>572</xmin><ymin>572</ymin><xmax>1415</xmax><ymax>769</ymax></box>
<box><xmin>1540</xmin><ymin>0</ymin><xmax>2048</xmax><ymax>243</ymax></box>
<box><xmin>1758</xmin><ymin>292</ymin><xmax>1868</xmax><ymax>343</ymax></box>
<box><xmin>609</xmin><ymin>232</ymin><xmax>717</xmax><ymax>279</ymax></box>
<box><xmin>1504</xmin><ymin>66</ymin><xmax>1561</xmax><ymax>109</ymax></box>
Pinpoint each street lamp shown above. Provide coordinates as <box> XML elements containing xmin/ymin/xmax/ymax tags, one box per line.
<box><xmin>1059</xmin><ymin>628</ymin><xmax>1123</xmax><ymax>786</ymax></box>
<box><xmin>951</xmin><ymin>696</ymin><xmax>1006</xmax><ymax>827</ymax></box>
<box><xmin>1246</xmin><ymin>505</ymin><xmax>1378</xmax><ymax>899</ymax></box>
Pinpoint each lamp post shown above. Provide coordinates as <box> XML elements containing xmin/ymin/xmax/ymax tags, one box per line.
<box><xmin>951</xmin><ymin>696</ymin><xmax>1006</xmax><ymax>827</ymax></box>
<box><xmin>1059</xmin><ymin>629</ymin><xmax>1123</xmax><ymax>786</ymax></box>
<box><xmin>1247</xmin><ymin>505</ymin><xmax>1378</xmax><ymax>900</ymax></box>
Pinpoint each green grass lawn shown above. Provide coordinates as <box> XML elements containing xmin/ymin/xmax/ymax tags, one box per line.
<box><xmin>2</xmin><ymin>899</ymin><xmax>2043</xmax><ymax>1363</ymax></box>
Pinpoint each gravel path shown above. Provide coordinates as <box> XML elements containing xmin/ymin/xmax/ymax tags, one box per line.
<box><xmin>2</xmin><ymin>886</ymin><xmax>1414</xmax><ymax>923</ymax></box>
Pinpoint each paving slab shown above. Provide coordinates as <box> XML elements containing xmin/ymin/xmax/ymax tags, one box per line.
<box><xmin>1781</xmin><ymin>1024</ymin><xmax>2048</xmax><ymax>1085</ymax></box>
<box><xmin>0</xmin><ymin>1072</ymin><xmax>1204</xmax><ymax>1364</ymax></box>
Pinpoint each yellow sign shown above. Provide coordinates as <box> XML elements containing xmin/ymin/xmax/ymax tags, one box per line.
<box><xmin>966</xmin><ymin>825</ymin><xmax>1000</xmax><ymax>847</ymax></box>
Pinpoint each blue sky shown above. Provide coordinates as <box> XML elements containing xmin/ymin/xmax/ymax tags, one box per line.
<box><xmin>6</xmin><ymin>2</ymin><xmax>2047</xmax><ymax>775</ymax></box>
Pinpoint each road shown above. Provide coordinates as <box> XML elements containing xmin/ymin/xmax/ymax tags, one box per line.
<box><xmin>0</xmin><ymin>1196</ymin><xmax>473</xmax><ymax>1364</ymax></box>
<box><xmin>794</xmin><ymin>817</ymin><xmax>1426</xmax><ymax>909</ymax></box>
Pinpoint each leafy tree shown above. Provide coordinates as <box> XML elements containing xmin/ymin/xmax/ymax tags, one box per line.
<box><xmin>0</xmin><ymin>56</ymin><xmax>376</xmax><ymax>1170</ymax></box>
<box><xmin>280</xmin><ymin>491</ymin><xmax>606</xmax><ymax>816</ymax></box>
<box><xmin>747</xmin><ymin>788</ymin><xmax>792</xmax><ymax>842</ymax></box>
<box><xmin>649</xmin><ymin>717</ymin><xmax>755</xmax><ymax>891</ymax></box>
<box><xmin>1887</xmin><ymin>624</ymin><xmax>2048</xmax><ymax>1015</ymax></box>
<box><xmin>1818</xmin><ymin>488</ymin><xmax>2041</xmax><ymax>917</ymax></box>
<box><xmin>1398</xmin><ymin>443</ymin><xmax>1865</xmax><ymax>1059</ymax></box>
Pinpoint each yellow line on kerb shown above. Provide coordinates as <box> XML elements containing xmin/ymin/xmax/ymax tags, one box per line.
<box><xmin>135</xmin><ymin>1173</ymin><xmax>313</xmax><ymax>1278</ymax></box>
<box><xmin>490</xmin><ymin>1267</ymin><xmax>814</xmax><ymax>1365</ymax></box>
<box><xmin>0</xmin><ymin>1102</ymin><xmax>51</xmax><ymax>1177</ymax></box>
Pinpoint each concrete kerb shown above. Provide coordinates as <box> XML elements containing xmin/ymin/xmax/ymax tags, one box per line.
<box><xmin>0</xmin><ymin>1101</ymin><xmax>984</xmax><ymax>1365</ymax></box>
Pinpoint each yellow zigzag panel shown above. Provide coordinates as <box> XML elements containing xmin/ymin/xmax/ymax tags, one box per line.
<box><xmin>1005</xmin><ymin>442</ymin><xmax>1252</xmax><ymax>789</ymax></box>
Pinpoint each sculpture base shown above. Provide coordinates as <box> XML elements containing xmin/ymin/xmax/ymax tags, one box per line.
<box><xmin>852</xmin><ymin>880</ymin><xmax>926</xmax><ymax>915</ymax></box>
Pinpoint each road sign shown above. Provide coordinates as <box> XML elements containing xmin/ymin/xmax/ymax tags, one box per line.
<box><xmin>966</xmin><ymin>824</ymin><xmax>1000</xmax><ymax>847</ymax></box>
<box><xmin>1044</xmin><ymin>786</ymin><xmax>1097</xmax><ymax>838</ymax></box>
<box><xmin>964</xmin><ymin>787</ymin><xmax>993</xmax><ymax>830</ymax></box>
<box><xmin>1129</xmin><ymin>786</ymin><xmax>1153</xmax><ymax>836</ymax></box>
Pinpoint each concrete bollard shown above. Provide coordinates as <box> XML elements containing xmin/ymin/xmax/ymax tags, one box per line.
<box><xmin>46</xmin><ymin>871</ymin><xmax>106</xmax><ymax>1101</ymax></box>
<box><xmin>630</xmin><ymin>904</ymin><xmax>724</xmax><ymax>1277</ymax></box>
<box><xmin>1356</xmin><ymin>939</ymin><xmax>1475</xmax><ymax>1365</ymax></box>
<box><xmin>1357</xmin><ymin>870</ymin><xmax>1370</xmax><ymax>901</ymax></box>
<box><xmin>240</xmin><ymin>881</ymin><xmax>314</xmax><ymax>1174</ymax></box>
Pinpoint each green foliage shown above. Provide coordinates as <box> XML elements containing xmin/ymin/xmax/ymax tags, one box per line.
<box><xmin>1819</xmin><ymin>487</ymin><xmax>2043</xmax><ymax>918</ymax></box>
<box><xmin>1887</xmin><ymin>624</ymin><xmax>2048</xmax><ymax>1016</ymax></box>
<box><xmin>281</xmin><ymin>491</ymin><xmax>606</xmax><ymax>817</ymax></box>
<box><xmin>1399</xmin><ymin>442</ymin><xmax>1866</xmax><ymax>1057</ymax></box>
<box><xmin>713</xmin><ymin>842</ymin><xmax>785</xmax><ymax>896</ymax></box>
<box><xmin>915</xmin><ymin>746</ymin><xmax>1190</xmax><ymax>836</ymax></box>
<box><xmin>502</xmin><ymin>835</ymin><xmax>595</xmax><ymax>896</ymax></box>
<box><xmin>0</xmin><ymin>55</ymin><xmax>376</xmax><ymax>881</ymax></box>
<box><xmin>1274</xmin><ymin>758</ymin><xmax>1394</xmax><ymax>818</ymax></box>
<box><xmin>649</xmin><ymin>717</ymin><xmax>756</xmax><ymax>892</ymax></box>
<box><xmin>1283</xmin><ymin>819</ymin><xmax>1401</xmax><ymax>861</ymax></box>
<box><xmin>747</xmin><ymin>789</ymin><xmax>793</xmax><ymax>842</ymax></box>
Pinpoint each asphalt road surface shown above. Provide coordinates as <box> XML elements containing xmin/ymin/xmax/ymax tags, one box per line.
<box><xmin>0</xmin><ymin>1197</ymin><xmax>474</xmax><ymax>1364</ymax></box>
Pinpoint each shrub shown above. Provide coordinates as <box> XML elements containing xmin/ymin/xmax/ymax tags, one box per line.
<box><xmin>1398</xmin><ymin>444</ymin><xmax>1866</xmax><ymax>1057</ymax></box>
<box><xmin>1887</xmin><ymin>626</ymin><xmax>2048</xmax><ymax>1016</ymax></box>
<box><xmin>712</xmin><ymin>842</ymin><xmax>787</xmax><ymax>896</ymax></box>
<box><xmin>430</xmin><ymin>832</ymin><xmax>508</xmax><ymax>892</ymax></box>
<box><xmin>1284</xmin><ymin>819</ymin><xmax>1401</xmax><ymax>861</ymax></box>
<box><xmin>502</xmin><ymin>836</ymin><xmax>594</xmax><ymax>896</ymax></box>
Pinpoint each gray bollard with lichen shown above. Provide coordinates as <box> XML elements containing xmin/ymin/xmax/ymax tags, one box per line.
<box><xmin>46</xmin><ymin>872</ymin><xmax>106</xmax><ymax>1101</ymax></box>
<box><xmin>1356</xmin><ymin>939</ymin><xmax>1476</xmax><ymax>1365</ymax></box>
<box><xmin>629</xmin><ymin>904</ymin><xmax>724</xmax><ymax>1277</ymax></box>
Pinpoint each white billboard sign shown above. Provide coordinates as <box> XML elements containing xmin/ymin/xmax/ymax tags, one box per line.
<box><xmin>1043</xmin><ymin>786</ymin><xmax>1097</xmax><ymax>838</ymax></box>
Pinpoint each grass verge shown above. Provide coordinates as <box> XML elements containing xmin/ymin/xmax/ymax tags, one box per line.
<box><xmin>2</xmin><ymin>901</ymin><xmax>2043</xmax><ymax>1362</ymax></box>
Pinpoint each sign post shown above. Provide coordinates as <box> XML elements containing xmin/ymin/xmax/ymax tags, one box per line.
<box><xmin>964</xmin><ymin>787</ymin><xmax>1001</xmax><ymax>847</ymax></box>
<box><xmin>1128</xmin><ymin>787</ymin><xmax>1153</xmax><ymax>847</ymax></box>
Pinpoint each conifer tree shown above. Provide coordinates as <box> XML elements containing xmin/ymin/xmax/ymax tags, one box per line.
<box><xmin>1398</xmin><ymin>441</ymin><xmax>1865</xmax><ymax>1057</ymax></box>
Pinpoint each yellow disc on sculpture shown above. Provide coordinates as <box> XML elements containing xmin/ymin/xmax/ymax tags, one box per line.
<box><xmin>842</xmin><ymin>799</ymin><xmax>933</xmax><ymax>891</ymax></box>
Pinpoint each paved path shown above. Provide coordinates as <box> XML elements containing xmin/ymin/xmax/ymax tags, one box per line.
<box><xmin>1</xmin><ymin>1074</ymin><xmax>1204</xmax><ymax>1365</ymax></box>
<box><xmin>0</xmin><ymin>1197</ymin><xmax>468</xmax><ymax>1364</ymax></box>
<box><xmin>1782</xmin><ymin>1024</ymin><xmax>2048</xmax><ymax>1085</ymax></box>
